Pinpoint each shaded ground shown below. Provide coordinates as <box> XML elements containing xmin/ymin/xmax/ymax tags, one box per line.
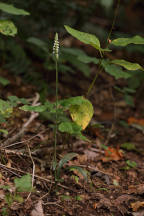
<box><xmin>0</xmin><ymin>43</ymin><xmax>144</xmax><ymax>216</ymax></box>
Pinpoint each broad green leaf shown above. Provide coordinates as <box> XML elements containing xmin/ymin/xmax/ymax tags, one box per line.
<box><xmin>58</xmin><ymin>121</ymin><xmax>82</xmax><ymax>134</ymax></box>
<box><xmin>20</xmin><ymin>105</ymin><xmax>47</xmax><ymax>112</ymax></box>
<box><xmin>111</xmin><ymin>35</ymin><xmax>144</xmax><ymax>47</ymax></box>
<box><xmin>0</xmin><ymin>76</ymin><xmax>10</xmax><ymax>86</ymax></box>
<box><xmin>27</xmin><ymin>37</ymin><xmax>49</xmax><ymax>53</ymax></box>
<box><xmin>14</xmin><ymin>174</ymin><xmax>32</xmax><ymax>192</ymax></box>
<box><xmin>59</xmin><ymin>96</ymin><xmax>85</xmax><ymax>108</ymax></box>
<box><xmin>0</xmin><ymin>20</ymin><xmax>17</xmax><ymax>36</ymax></box>
<box><xmin>69</xmin><ymin>166</ymin><xmax>88</xmax><ymax>181</ymax></box>
<box><xmin>102</xmin><ymin>60</ymin><xmax>131</xmax><ymax>79</ymax></box>
<box><xmin>69</xmin><ymin>97</ymin><xmax>94</xmax><ymax>130</ymax></box>
<box><xmin>111</xmin><ymin>59</ymin><xmax>144</xmax><ymax>71</ymax></box>
<box><xmin>64</xmin><ymin>25</ymin><xmax>111</xmax><ymax>52</ymax></box>
<box><xmin>0</xmin><ymin>3</ymin><xmax>30</xmax><ymax>15</ymax></box>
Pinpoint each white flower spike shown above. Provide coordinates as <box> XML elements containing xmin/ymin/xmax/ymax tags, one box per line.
<box><xmin>53</xmin><ymin>33</ymin><xmax>59</xmax><ymax>60</ymax></box>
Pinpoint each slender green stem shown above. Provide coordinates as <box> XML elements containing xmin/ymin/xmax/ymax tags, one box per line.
<box><xmin>86</xmin><ymin>0</ymin><xmax>120</xmax><ymax>97</ymax></box>
<box><xmin>54</xmin><ymin>58</ymin><xmax>58</xmax><ymax>178</ymax></box>
<box><xmin>107</xmin><ymin>0</ymin><xmax>120</xmax><ymax>44</ymax></box>
<box><xmin>86</xmin><ymin>60</ymin><xmax>102</xmax><ymax>97</ymax></box>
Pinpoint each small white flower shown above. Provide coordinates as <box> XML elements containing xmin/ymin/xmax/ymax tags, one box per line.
<box><xmin>53</xmin><ymin>33</ymin><xmax>59</xmax><ymax>60</ymax></box>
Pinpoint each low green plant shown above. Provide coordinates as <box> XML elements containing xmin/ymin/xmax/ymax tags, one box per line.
<box><xmin>0</xmin><ymin>174</ymin><xmax>32</xmax><ymax>214</ymax></box>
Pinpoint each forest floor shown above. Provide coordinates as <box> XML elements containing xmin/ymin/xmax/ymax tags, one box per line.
<box><xmin>0</xmin><ymin>42</ymin><xmax>144</xmax><ymax>216</ymax></box>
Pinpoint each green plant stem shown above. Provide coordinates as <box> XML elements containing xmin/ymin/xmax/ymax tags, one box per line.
<box><xmin>86</xmin><ymin>0</ymin><xmax>120</xmax><ymax>97</ymax></box>
<box><xmin>54</xmin><ymin>59</ymin><xmax>58</xmax><ymax>178</ymax></box>
<box><xmin>86</xmin><ymin>60</ymin><xmax>102</xmax><ymax>97</ymax></box>
<box><xmin>107</xmin><ymin>0</ymin><xmax>120</xmax><ymax>43</ymax></box>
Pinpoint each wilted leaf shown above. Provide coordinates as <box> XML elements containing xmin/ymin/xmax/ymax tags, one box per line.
<box><xmin>111</xmin><ymin>35</ymin><xmax>144</xmax><ymax>47</ymax></box>
<box><xmin>70</xmin><ymin>97</ymin><xmax>94</xmax><ymax>130</ymax></box>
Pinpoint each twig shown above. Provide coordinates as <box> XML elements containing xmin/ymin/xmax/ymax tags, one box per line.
<box><xmin>2</xmin><ymin>128</ymin><xmax>48</xmax><ymax>149</ymax></box>
<box><xmin>26</xmin><ymin>143</ymin><xmax>35</xmax><ymax>200</ymax></box>
<box><xmin>0</xmin><ymin>163</ymin><xmax>74</xmax><ymax>191</ymax></box>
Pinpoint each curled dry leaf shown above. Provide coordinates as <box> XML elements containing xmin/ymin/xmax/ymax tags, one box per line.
<box><xmin>131</xmin><ymin>201</ymin><xmax>144</xmax><ymax>212</ymax></box>
<box><xmin>102</xmin><ymin>147</ymin><xmax>123</xmax><ymax>162</ymax></box>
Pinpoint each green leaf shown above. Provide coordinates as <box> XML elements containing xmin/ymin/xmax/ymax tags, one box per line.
<box><xmin>126</xmin><ymin>160</ymin><xmax>137</xmax><ymax>168</ymax></box>
<box><xmin>59</xmin><ymin>96</ymin><xmax>85</xmax><ymax>108</ymax></box>
<box><xmin>13</xmin><ymin>194</ymin><xmax>23</xmax><ymax>203</ymax></box>
<box><xmin>64</xmin><ymin>25</ymin><xmax>111</xmax><ymax>52</ymax></box>
<box><xmin>14</xmin><ymin>174</ymin><xmax>32</xmax><ymax>192</ymax></box>
<box><xmin>27</xmin><ymin>37</ymin><xmax>49</xmax><ymax>53</ymax></box>
<box><xmin>0</xmin><ymin>20</ymin><xmax>17</xmax><ymax>36</ymax></box>
<box><xmin>69</xmin><ymin>166</ymin><xmax>88</xmax><ymax>181</ymax></box>
<box><xmin>60</xmin><ymin>195</ymin><xmax>72</xmax><ymax>201</ymax></box>
<box><xmin>69</xmin><ymin>97</ymin><xmax>94</xmax><ymax>130</ymax></box>
<box><xmin>121</xmin><ymin>142</ymin><xmax>136</xmax><ymax>151</ymax></box>
<box><xmin>0</xmin><ymin>3</ymin><xmax>30</xmax><ymax>15</ymax></box>
<box><xmin>8</xmin><ymin>96</ymin><xmax>28</xmax><ymax>106</ymax></box>
<box><xmin>57</xmin><ymin>153</ymin><xmax>78</xmax><ymax>177</ymax></box>
<box><xmin>124</xmin><ymin>94</ymin><xmax>134</xmax><ymax>106</ymax></box>
<box><xmin>0</xmin><ymin>129</ymin><xmax>8</xmax><ymax>135</ymax></box>
<box><xmin>111</xmin><ymin>59</ymin><xmax>144</xmax><ymax>71</ymax></box>
<box><xmin>0</xmin><ymin>99</ymin><xmax>13</xmax><ymax>118</ymax></box>
<box><xmin>78</xmin><ymin>55</ymin><xmax>99</xmax><ymax>64</ymax></box>
<box><xmin>102</xmin><ymin>60</ymin><xmax>131</xmax><ymax>79</ymax></box>
<box><xmin>58</xmin><ymin>121</ymin><xmax>82</xmax><ymax>134</ymax></box>
<box><xmin>0</xmin><ymin>76</ymin><xmax>10</xmax><ymax>86</ymax></box>
<box><xmin>20</xmin><ymin>105</ymin><xmax>47</xmax><ymax>112</ymax></box>
<box><xmin>111</xmin><ymin>35</ymin><xmax>144</xmax><ymax>47</ymax></box>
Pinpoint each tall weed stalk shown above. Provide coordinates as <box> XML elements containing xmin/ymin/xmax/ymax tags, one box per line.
<box><xmin>53</xmin><ymin>33</ymin><xmax>59</xmax><ymax>178</ymax></box>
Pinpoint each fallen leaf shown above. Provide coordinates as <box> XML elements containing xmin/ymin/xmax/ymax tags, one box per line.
<box><xmin>102</xmin><ymin>147</ymin><xmax>123</xmax><ymax>162</ymax></box>
<box><xmin>84</xmin><ymin>149</ymin><xmax>99</xmax><ymax>161</ymax></box>
<box><xmin>128</xmin><ymin>184</ymin><xmax>144</xmax><ymax>194</ymax></box>
<box><xmin>131</xmin><ymin>201</ymin><xmax>144</xmax><ymax>212</ymax></box>
<box><xmin>31</xmin><ymin>200</ymin><xmax>44</xmax><ymax>216</ymax></box>
<box><xmin>128</xmin><ymin>117</ymin><xmax>144</xmax><ymax>126</ymax></box>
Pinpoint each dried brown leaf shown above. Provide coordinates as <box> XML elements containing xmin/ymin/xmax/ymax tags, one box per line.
<box><xmin>31</xmin><ymin>200</ymin><xmax>44</xmax><ymax>216</ymax></box>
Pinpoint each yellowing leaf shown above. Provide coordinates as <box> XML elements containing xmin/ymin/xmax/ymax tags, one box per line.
<box><xmin>69</xmin><ymin>97</ymin><xmax>94</xmax><ymax>130</ymax></box>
